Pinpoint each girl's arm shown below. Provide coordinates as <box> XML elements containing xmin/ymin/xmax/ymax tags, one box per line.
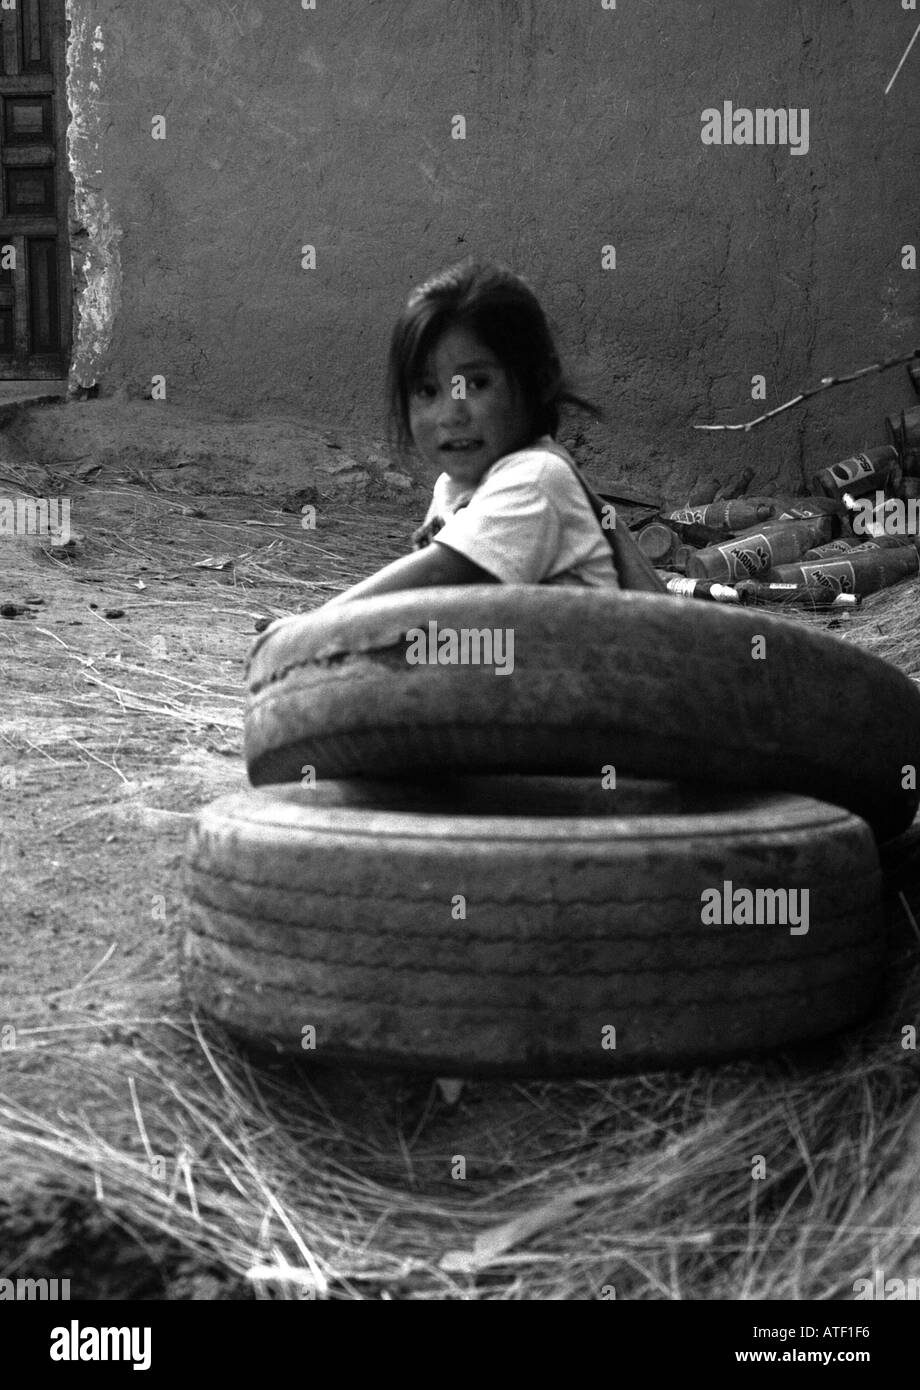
<box><xmin>324</xmin><ymin>541</ymin><xmax>498</xmax><ymax>607</ymax></box>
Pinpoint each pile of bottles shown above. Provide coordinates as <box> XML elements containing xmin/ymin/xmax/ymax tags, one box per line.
<box><xmin>633</xmin><ymin>388</ymin><xmax>920</xmax><ymax>611</ymax></box>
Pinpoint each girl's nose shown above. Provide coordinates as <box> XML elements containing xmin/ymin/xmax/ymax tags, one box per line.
<box><xmin>438</xmin><ymin>388</ymin><xmax>471</xmax><ymax>425</ymax></box>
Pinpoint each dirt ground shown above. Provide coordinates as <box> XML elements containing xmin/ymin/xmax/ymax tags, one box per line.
<box><xmin>0</xmin><ymin>403</ymin><xmax>428</xmax><ymax>1296</ymax></box>
<box><xmin>2</xmin><ymin>399</ymin><xmax>920</xmax><ymax>1301</ymax></box>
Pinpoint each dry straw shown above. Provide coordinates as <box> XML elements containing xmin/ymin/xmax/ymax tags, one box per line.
<box><xmin>1</xmin><ymin>479</ymin><xmax>919</xmax><ymax>1300</ymax></box>
<box><xmin>2</xmin><ymin>953</ymin><xmax>920</xmax><ymax>1302</ymax></box>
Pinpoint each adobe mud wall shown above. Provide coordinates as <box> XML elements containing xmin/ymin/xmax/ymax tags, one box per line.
<box><xmin>64</xmin><ymin>2</ymin><xmax>920</xmax><ymax>495</ymax></box>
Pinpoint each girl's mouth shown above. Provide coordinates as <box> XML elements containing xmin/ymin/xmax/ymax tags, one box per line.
<box><xmin>440</xmin><ymin>440</ymin><xmax>483</xmax><ymax>453</ymax></box>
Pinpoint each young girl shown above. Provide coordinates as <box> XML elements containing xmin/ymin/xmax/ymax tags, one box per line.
<box><xmin>326</xmin><ymin>260</ymin><xmax>665</xmax><ymax>605</ymax></box>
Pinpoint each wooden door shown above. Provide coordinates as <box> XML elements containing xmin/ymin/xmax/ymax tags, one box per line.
<box><xmin>0</xmin><ymin>0</ymin><xmax>69</xmax><ymax>378</ymax></box>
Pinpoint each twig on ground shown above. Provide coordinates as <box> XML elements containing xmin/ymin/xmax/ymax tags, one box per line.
<box><xmin>46</xmin><ymin>942</ymin><xmax>119</xmax><ymax>1000</ymax></box>
<box><xmin>0</xmin><ymin>729</ymin><xmax>66</xmax><ymax>767</ymax></box>
<box><xmin>80</xmin><ymin>673</ymin><xmax>242</xmax><ymax>730</ymax></box>
<box><xmin>67</xmin><ymin>736</ymin><xmax>133</xmax><ymax>786</ymax></box>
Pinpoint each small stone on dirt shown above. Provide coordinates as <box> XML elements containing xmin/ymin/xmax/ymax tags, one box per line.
<box><xmin>281</xmin><ymin>488</ymin><xmax>318</xmax><ymax>512</ymax></box>
<box><xmin>104</xmin><ymin>608</ymin><xmax>125</xmax><ymax>619</ymax></box>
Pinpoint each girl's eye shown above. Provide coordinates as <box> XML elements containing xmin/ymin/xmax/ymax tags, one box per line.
<box><xmin>467</xmin><ymin>375</ymin><xmax>490</xmax><ymax>392</ymax></box>
<box><xmin>411</xmin><ymin>382</ymin><xmax>436</xmax><ymax>401</ymax></box>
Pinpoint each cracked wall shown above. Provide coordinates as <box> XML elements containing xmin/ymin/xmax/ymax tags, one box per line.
<box><xmin>66</xmin><ymin>4</ymin><xmax>122</xmax><ymax>390</ymax></box>
<box><xmin>63</xmin><ymin>2</ymin><xmax>919</xmax><ymax>494</ymax></box>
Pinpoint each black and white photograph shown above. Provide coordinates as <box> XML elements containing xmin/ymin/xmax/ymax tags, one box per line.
<box><xmin>1</xmin><ymin>0</ymin><xmax>919</xmax><ymax>1356</ymax></box>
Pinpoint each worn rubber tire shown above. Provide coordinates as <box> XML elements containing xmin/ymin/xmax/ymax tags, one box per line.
<box><xmin>244</xmin><ymin>587</ymin><xmax>920</xmax><ymax>841</ymax></box>
<box><xmin>182</xmin><ymin>776</ymin><xmax>885</xmax><ymax>1076</ymax></box>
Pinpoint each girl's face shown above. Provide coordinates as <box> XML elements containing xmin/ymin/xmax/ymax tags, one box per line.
<box><xmin>407</xmin><ymin>326</ymin><xmax>536</xmax><ymax>486</ymax></box>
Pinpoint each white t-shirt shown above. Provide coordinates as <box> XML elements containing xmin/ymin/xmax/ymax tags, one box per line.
<box><xmin>419</xmin><ymin>436</ymin><xmax>619</xmax><ymax>587</ymax></box>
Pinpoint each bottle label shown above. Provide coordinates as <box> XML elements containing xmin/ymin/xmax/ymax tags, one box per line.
<box><xmin>806</xmin><ymin>539</ymin><xmax>854</xmax><ymax>557</ymax></box>
<box><xmin>799</xmin><ymin>560</ymin><xmax>856</xmax><ymax>594</ymax></box>
<box><xmin>829</xmin><ymin>453</ymin><xmax>877</xmax><ymax>487</ymax></box>
<box><xmin>664</xmin><ymin>505</ymin><xmax>708</xmax><ymax>526</ymax></box>
<box><xmin>778</xmin><ymin>505</ymin><xmax>824</xmax><ymax>519</ymax></box>
<box><xmin>720</xmin><ymin>533</ymin><xmax>773</xmax><ymax>578</ymax></box>
<box><xmin>666</xmin><ymin>577</ymin><xmax>697</xmax><ymax>596</ymax></box>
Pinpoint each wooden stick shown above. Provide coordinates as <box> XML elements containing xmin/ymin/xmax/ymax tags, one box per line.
<box><xmin>693</xmin><ymin>348</ymin><xmax>920</xmax><ymax>433</ymax></box>
<box><xmin>885</xmin><ymin>18</ymin><xmax>920</xmax><ymax>96</ymax></box>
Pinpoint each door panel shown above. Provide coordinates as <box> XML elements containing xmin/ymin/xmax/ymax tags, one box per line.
<box><xmin>0</xmin><ymin>0</ymin><xmax>68</xmax><ymax>377</ymax></box>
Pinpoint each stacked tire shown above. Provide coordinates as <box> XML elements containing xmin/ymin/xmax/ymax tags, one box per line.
<box><xmin>182</xmin><ymin>587</ymin><xmax>920</xmax><ymax>1075</ymax></box>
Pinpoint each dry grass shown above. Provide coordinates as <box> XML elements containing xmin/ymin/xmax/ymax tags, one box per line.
<box><xmin>2</xmin><ymin>984</ymin><xmax>920</xmax><ymax>1301</ymax></box>
<box><xmin>4</xmin><ymin>481</ymin><xmax>411</xmax><ymax>743</ymax></box>
<box><xmin>2</xmin><ymin>478</ymin><xmax>920</xmax><ymax>1300</ymax></box>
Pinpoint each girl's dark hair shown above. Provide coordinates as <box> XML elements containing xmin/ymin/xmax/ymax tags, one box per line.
<box><xmin>385</xmin><ymin>259</ymin><xmax>600</xmax><ymax>459</ymax></box>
